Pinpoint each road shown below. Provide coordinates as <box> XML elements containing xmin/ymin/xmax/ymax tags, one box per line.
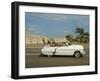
<box><xmin>25</xmin><ymin>45</ymin><xmax>89</xmax><ymax>68</ymax></box>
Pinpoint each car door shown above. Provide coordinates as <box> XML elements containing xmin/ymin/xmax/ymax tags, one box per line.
<box><xmin>55</xmin><ymin>46</ymin><xmax>73</xmax><ymax>56</ymax></box>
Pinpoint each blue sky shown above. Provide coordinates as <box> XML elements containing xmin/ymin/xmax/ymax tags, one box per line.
<box><xmin>25</xmin><ymin>12</ymin><xmax>89</xmax><ymax>37</ymax></box>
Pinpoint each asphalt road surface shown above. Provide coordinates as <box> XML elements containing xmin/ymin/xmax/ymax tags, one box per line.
<box><xmin>25</xmin><ymin>45</ymin><xmax>89</xmax><ymax>68</ymax></box>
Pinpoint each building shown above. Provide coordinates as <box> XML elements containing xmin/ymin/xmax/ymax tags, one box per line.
<box><xmin>25</xmin><ymin>28</ymin><xmax>68</xmax><ymax>44</ymax></box>
<box><xmin>25</xmin><ymin>34</ymin><xmax>49</xmax><ymax>44</ymax></box>
<box><xmin>54</xmin><ymin>37</ymin><xmax>67</xmax><ymax>43</ymax></box>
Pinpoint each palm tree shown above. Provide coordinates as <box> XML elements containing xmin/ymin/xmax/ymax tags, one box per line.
<box><xmin>75</xmin><ymin>27</ymin><xmax>84</xmax><ymax>43</ymax></box>
<box><xmin>83</xmin><ymin>32</ymin><xmax>89</xmax><ymax>43</ymax></box>
<box><xmin>83</xmin><ymin>32</ymin><xmax>89</xmax><ymax>36</ymax></box>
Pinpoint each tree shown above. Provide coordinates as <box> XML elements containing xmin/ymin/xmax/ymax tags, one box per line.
<box><xmin>83</xmin><ymin>32</ymin><xmax>89</xmax><ymax>43</ymax></box>
<box><xmin>65</xmin><ymin>35</ymin><xmax>72</xmax><ymax>42</ymax></box>
<box><xmin>75</xmin><ymin>27</ymin><xmax>89</xmax><ymax>43</ymax></box>
<box><xmin>75</xmin><ymin>27</ymin><xmax>84</xmax><ymax>43</ymax></box>
<box><xmin>47</xmin><ymin>40</ymin><xmax>51</xmax><ymax>44</ymax></box>
<box><xmin>42</xmin><ymin>38</ymin><xmax>46</xmax><ymax>45</ymax></box>
<box><xmin>83</xmin><ymin>32</ymin><xmax>89</xmax><ymax>37</ymax></box>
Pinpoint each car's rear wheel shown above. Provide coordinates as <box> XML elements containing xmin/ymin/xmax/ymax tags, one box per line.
<box><xmin>47</xmin><ymin>55</ymin><xmax>52</xmax><ymax>57</ymax></box>
<box><xmin>40</xmin><ymin>53</ymin><xmax>43</xmax><ymax>56</ymax></box>
<box><xmin>74</xmin><ymin>51</ymin><xmax>81</xmax><ymax>58</ymax></box>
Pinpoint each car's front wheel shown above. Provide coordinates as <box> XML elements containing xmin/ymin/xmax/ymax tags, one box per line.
<box><xmin>74</xmin><ymin>51</ymin><xmax>81</xmax><ymax>58</ymax></box>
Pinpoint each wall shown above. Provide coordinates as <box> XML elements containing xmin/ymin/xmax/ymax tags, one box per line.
<box><xmin>0</xmin><ymin>0</ymin><xmax>99</xmax><ymax>81</ymax></box>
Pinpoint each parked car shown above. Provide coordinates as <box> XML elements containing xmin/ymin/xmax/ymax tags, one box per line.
<box><xmin>40</xmin><ymin>43</ymin><xmax>86</xmax><ymax>58</ymax></box>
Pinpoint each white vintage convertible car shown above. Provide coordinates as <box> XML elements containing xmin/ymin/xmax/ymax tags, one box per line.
<box><xmin>41</xmin><ymin>43</ymin><xmax>86</xmax><ymax>58</ymax></box>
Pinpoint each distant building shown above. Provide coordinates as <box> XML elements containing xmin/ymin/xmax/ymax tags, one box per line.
<box><xmin>25</xmin><ymin>28</ymin><xmax>49</xmax><ymax>44</ymax></box>
<box><xmin>25</xmin><ymin>28</ymin><xmax>68</xmax><ymax>44</ymax></box>
<box><xmin>25</xmin><ymin>34</ymin><xmax>49</xmax><ymax>44</ymax></box>
<box><xmin>54</xmin><ymin>37</ymin><xmax>67</xmax><ymax>43</ymax></box>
